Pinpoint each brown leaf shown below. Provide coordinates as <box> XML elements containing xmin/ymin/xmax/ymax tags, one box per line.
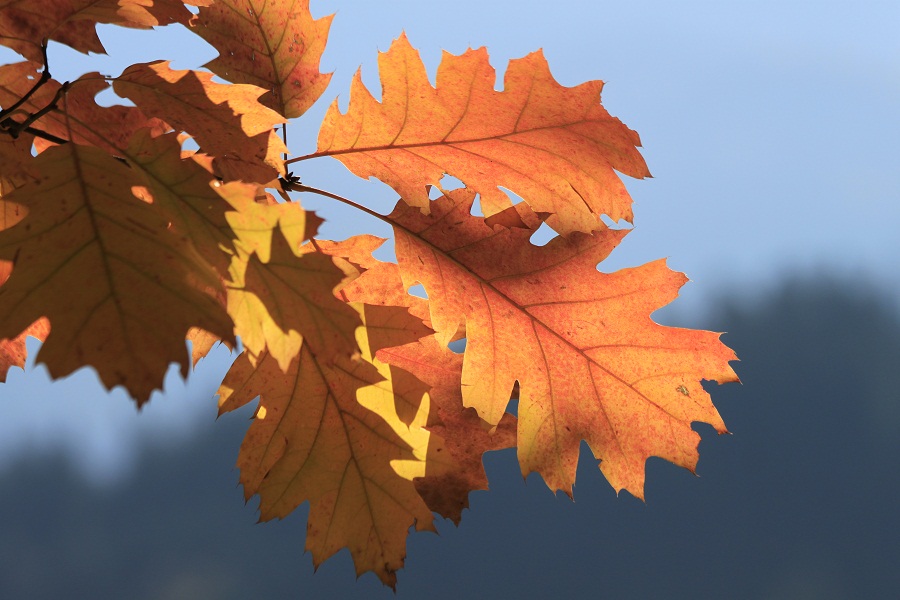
<box><xmin>126</xmin><ymin>129</ymin><xmax>236</xmax><ymax>276</ymax></box>
<box><xmin>0</xmin><ymin>143</ymin><xmax>235</xmax><ymax>404</ymax></box>
<box><xmin>314</xmin><ymin>34</ymin><xmax>650</xmax><ymax>234</ymax></box>
<box><xmin>0</xmin><ymin>63</ymin><xmax>167</xmax><ymax>155</ymax></box>
<box><xmin>0</xmin><ymin>0</ymin><xmax>192</xmax><ymax>62</ymax></box>
<box><xmin>113</xmin><ymin>61</ymin><xmax>286</xmax><ymax>183</ymax></box>
<box><xmin>191</xmin><ymin>0</ymin><xmax>333</xmax><ymax>118</ymax></box>
<box><xmin>0</xmin><ymin>196</ymin><xmax>48</xmax><ymax>380</ymax></box>
<box><xmin>0</xmin><ymin>131</ymin><xmax>37</xmax><ymax>182</ymax></box>
<box><xmin>218</xmin><ymin>302</ymin><xmax>439</xmax><ymax>587</ymax></box>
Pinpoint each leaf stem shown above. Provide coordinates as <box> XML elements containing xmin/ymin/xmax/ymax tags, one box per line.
<box><xmin>289</xmin><ymin>183</ymin><xmax>391</xmax><ymax>225</ymax></box>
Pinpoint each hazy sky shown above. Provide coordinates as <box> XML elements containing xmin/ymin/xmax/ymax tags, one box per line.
<box><xmin>0</xmin><ymin>0</ymin><xmax>897</xmax><ymax>480</ymax></box>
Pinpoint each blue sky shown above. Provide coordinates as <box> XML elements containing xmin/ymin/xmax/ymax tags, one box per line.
<box><xmin>0</xmin><ymin>0</ymin><xmax>896</xmax><ymax>495</ymax></box>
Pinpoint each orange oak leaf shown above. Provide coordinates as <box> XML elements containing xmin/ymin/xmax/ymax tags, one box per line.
<box><xmin>312</xmin><ymin>33</ymin><xmax>650</xmax><ymax>235</ymax></box>
<box><xmin>113</xmin><ymin>61</ymin><xmax>287</xmax><ymax>183</ymax></box>
<box><xmin>217</xmin><ymin>302</ymin><xmax>440</xmax><ymax>588</ymax></box>
<box><xmin>191</xmin><ymin>0</ymin><xmax>333</xmax><ymax>118</ymax></box>
<box><xmin>389</xmin><ymin>188</ymin><xmax>739</xmax><ymax>497</ymax></box>
<box><xmin>0</xmin><ymin>143</ymin><xmax>235</xmax><ymax>403</ymax></box>
<box><xmin>0</xmin><ymin>62</ymin><xmax>168</xmax><ymax>155</ymax></box>
<box><xmin>0</xmin><ymin>316</ymin><xmax>48</xmax><ymax>380</ymax></box>
<box><xmin>0</xmin><ymin>0</ymin><xmax>192</xmax><ymax>62</ymax></box>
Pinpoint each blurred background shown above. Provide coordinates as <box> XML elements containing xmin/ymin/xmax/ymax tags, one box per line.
<box><xmin>0</xmin><ymin>1</ymin><xmax>897</xmax><ymax>598</ymax></box>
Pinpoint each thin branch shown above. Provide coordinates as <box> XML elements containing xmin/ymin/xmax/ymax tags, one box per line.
<box><xmin>10</xmin><ymin>81</ymin><xmax>70</xmax><ymax>134</ymax></box>
<box><xmin>19</xmin><ymin>125</ymin><xmax>68</xmax><ymax>145</ymax></box>
<box><xmin>0</xmin><ymin>42</ymin><xmax>52</xmax><ymax>121</ymax></box>
<box><xmin>284</xmin><ymin>151</ymin><xmax>323</xmax><ymax>166</ymax></box>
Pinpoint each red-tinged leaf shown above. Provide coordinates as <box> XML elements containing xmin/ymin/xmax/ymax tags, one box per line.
<box><xmin>113</xmin><ymin>61</ymin><xmax>286</xmax><ymax>183</ymax></box>
<box><xmin>314</xmin><ymin>34</ymin><xmax>649</xmax><ymax>234</ymax></box>
<box><xmin>0</xmin><ymin>316</ymin><xmax>49</xmax><ymax>380</ymax></box>
<box><xmin>0</xmin><ymin>63</ymin><xmax>168</xmax><ymax>155</ymax></box>
<box><xmin>217</xmin><ymin>301</ymin><xmax>441</xmax><ymax>587</ymax></box>
<box><xmin>0</xmin><ymin>143</ymin><xmax>235</xmax><ymax>404</ymax></box>
<box><xmin>0</xmin><ymin>0</ymin><xmax>192</xmax><ymax>62</ymax></box>
<box><xmin>192</xmin><ymin>0</ymin><xmax>333</xmax><ymax>118</ymax></box>
<box><xmin>389</xmin><ymin>188</ymin><xmax>738</xmax><ymax>497</ymax></box>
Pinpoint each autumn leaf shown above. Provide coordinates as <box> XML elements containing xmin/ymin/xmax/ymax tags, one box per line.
<box><xmin>0</xmin><ymin>195</ymin><xmax>48</xmax><ymax>380</ymax></box>
<box><xmin>186</xmin><ymin>326</ymin><xmax>220</xmax><ymax>366</ymax></box>
<box><xmin>0</xmin><ymin>0</ymin><xmax>193</xmax><ymax>62</ymax></box>
<box><xmin>191</xmin><ymin>0</ymin><xmax>333</xmax><ymax>118</ymax></box>
<box><xmin>311</xmin><ymin>33</ymin><xmax>649</xmax><ymax>235</ymax></box>
<box><xmin>0</xmin><ymin>128</ymin><xmax>36</xmax><ymax>178</ymax></box>
<box><xmin>0</xmin><ymin>3</ymin><xmax>742</xmax><ymax>588</ymax></box>
<box><xmin>220</xmin><ymin>191</ymin><xmax>360</xmax><ymax>368</ymax></box>
<box><xmin>379</xmin><ymin>333</ymin><xmax>517</xmax><ymax>524</ymax></box>
<box><xmin>328</xmin><ymin>240</ymin><xmax>518</xmax><ymax>522</ymax></box>
<box><xmin>388</xmin><ymin>188</ymin><xmax>738</xmax><ymax>497</ymax></box>
<box><xmin>217</xmin><ymin>301</ymin><xmax>439</xmax><ymax>588</ymax></box>
<box><xmin>0</xmin><ymin>143</ymin><xmax>235</xmax><ymax>403</ymax></box>
<box><xmin>113</xmin><ymin>61</ymin><xmax>287</xmax><ymax>183</ymax></box>
<box><xmin>0</xmin><ymin>62</ymin><xmax>168</xmax><ymax>155</ymax></box>
<box><xmin>126</xmin><ymin>129</ymin><xmax>238</xmax><ymax>276</ymax></box>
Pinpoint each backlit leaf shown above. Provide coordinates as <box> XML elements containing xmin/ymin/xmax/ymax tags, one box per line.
<box><xmin>0</xmin><ymin>63</ymin><xmax>167</xmax><ymax>155</ymax></box>
<box><xmin>0</xmin><ymin>143</ymin><xmax>235</xmax><ymax>403</ymax></box>
<box><xmin>0</xmin><ymin>0</ymin><xmax>192</xmax><ymax>62</ymax></box>
<box><xmin>192</xmin><ymin>0</ymin><xmax>333</xmax><ymax>118</ymax></box>
<box><xmin>315</xmin><ymin>34</ymin><xmax>650</xmax><ymax>234</ymax></box>
<box><xmin>327</xmin><ymin>238</ymin><xmax>517</xmax><ymax>522</ymax></box>
<box><xmin>223</xmin><ymin>195</ymin><xmax>360</xmax><ymax>369</ymax></box>
<box><xmin>389</xmin><ymin>188</ymin><xmax>739</xmax><ymax>497</ymax></box>
<box><xmin>0</xmin><ymin>195</ymin><xmax>48</xmax><ymax>380</ymax></box>
<box><xmin>379</xmin><ymin>334</ymin><xmax>517</xmax><ymax>524</ymax></box>
<box><xmin>218</xmin><ymin>301</ymin><xmax>439</xmax><ymax>588</ymax></box>
<box><xmin>113</xmin><ymin>61</ymin><xmax>287</xmax><ymax>183</ymax></box>
<box><xmin>126</xmin><ymin>129</ymin><xmax>237</xmax><ymax>276</ymax></box>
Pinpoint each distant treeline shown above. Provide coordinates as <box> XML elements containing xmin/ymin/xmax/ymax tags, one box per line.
<box><xmin>0</xmin><ymin>278</ymin><xmax>897</xmax><ymax>599</ymax></box>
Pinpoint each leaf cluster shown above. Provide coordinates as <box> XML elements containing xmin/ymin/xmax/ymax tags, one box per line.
<box><xmin>0</xmin><ymin>0</ymin><xmax>738</xmax><ymax>587</ymax></box>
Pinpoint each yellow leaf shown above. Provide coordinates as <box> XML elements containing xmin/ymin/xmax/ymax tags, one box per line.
<box><xmin>218</xmin><ymin>302</ymin><xmax>440</xmax><ymax>588</ymax></box>
<box><xmin>223</xmin><ymin>197</ymin><xmax>359</xmax><ymax>369</ymax></box>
